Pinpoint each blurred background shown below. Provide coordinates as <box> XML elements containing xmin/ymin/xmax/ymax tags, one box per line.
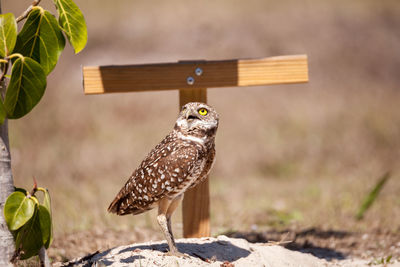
<box><xmin>3</xmin><ymin>0</ymin><xmax>400</xmax><ymax>262</ymax></box>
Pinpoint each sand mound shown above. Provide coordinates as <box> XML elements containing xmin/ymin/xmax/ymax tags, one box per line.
<box><xmin>59</xmin><ymin>235</ymin><xmax>384</xmax><ymax>267</ymax></box>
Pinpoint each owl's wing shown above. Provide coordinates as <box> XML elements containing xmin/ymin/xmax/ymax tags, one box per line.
<box><xmin>108</xmin><ymin>139</ymin><xmax>201</xmax><ymax>216</ymax></box>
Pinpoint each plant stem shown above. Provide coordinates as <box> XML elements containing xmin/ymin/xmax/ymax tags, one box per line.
<box><xmin>0</xmin><ymin>116</ymin><xmax>14</xmax><ymax>266</ymax></box>
<box><xmin>16</xmin><ymin>0</ymin><xmax>41</xmax><ymax>23</ymax></box>
<box><xmin>0</xmin><ymin>3</ymin><xmax>15</xmax><ymax>265</ymax></box>
<box><xmin>39</xmin><ymin>246</ymin><xmax>51</xmax><ymax>267</ymax></box>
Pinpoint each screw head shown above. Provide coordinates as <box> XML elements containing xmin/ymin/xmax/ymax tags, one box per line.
<box><xmin>195</xmin><ymin>67</ymin><xmax>203</xmax><ymax>76</ymax></box>
<box><xmin>187</xmin><ymin>76</ymin><xmax>195</xmax><ymax>85</ymax></box>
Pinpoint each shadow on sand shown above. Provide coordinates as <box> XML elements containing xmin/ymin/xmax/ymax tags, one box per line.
<box><xmin>118</xmin><ymin>240</ymin><xmax>251</xmax><ymax>262</ymax></box>
<box><xmin>225</xmin><ymin>227</ymin><xmax>350</xmax><ymax>261</ymax></box>
<box><xmin>65</xmin><ymin>239</ymin><xmax>250</xmax><ymax>266</ymax></box>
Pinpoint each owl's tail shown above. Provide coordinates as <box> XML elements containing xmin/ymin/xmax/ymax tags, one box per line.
<box><xmin>107</xmin><ymin>197</ymin><xmax>122</xmax><ymax>214</ymax></box>
<box><xmin>108</xmin><ymin>195</ymin><xmax>148</xmax><ymax>216</ymax></box>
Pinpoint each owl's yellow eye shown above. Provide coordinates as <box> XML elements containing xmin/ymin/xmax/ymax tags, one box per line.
<box><xmin>198</xmin><ymin>108</ymin><xmax>208</xmax><ymax>116</ymax></box>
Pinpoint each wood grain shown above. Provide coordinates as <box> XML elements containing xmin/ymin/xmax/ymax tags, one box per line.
<box><xmin>179</xmin><ymin>88</ymin><xmax>210</xmax><ymax>238</ymax></box>
<box><xmin>83</xmin><ymin>55</ymin><xmax>308</xmax><ymax>94</ymax></box>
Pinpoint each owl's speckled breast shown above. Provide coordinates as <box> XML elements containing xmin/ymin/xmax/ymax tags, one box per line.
<box><xmin>166</xmin><ymin>137</ymin><xmax>216</xmax><ymax>198</ymax></box>
<box><xmin>108</xmin><ymin>102</ymin><xmax>218</xmax><ymax>216</ymax></box>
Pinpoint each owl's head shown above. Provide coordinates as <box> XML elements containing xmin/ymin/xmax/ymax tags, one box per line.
<box><xmin>174</xmin><ymin>102</ymin><xmax>219</xmax><ymax>139</ymax></box>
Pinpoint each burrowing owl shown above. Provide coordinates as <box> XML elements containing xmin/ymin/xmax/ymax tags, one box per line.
<box><xmin>108</xmin><ymin>102</ymin><xmax>219</xmax><ymax>255</ymax></box>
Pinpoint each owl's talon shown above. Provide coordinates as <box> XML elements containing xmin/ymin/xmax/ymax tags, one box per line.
<box><xmin>165</xmin><ymin>251</ymin><xmax>188</xmax><ymax>258</ymax></box>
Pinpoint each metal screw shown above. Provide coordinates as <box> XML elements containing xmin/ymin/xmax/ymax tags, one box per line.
<box><xmin>195</xmin><ymin>67</ymin><xmax>203</xmax><ymax>76</ymax></box>
<box><xmin>187</xmin><ymin>76</ymin><xmax>195</xmax><ymax>85</ymax></box>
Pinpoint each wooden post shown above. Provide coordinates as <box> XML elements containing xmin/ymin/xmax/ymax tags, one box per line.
<box><xmin>82</xmin><ymin>55</ymin><xmax>309</xmax><ymax>238</ymax></box>
<box><xmin>83</xmin><ymin>55</ymin><xmax>308</xmax><ymax>94</ymax></box>
<box><xmin>179</xmin><ymin>88</ymin><xmax>210</xmax><ymax>237</ymax></box>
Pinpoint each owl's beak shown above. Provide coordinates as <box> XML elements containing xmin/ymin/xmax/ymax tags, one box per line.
<box><xmin>185</xmin><ymin>110</ymin><xmax>199</xmax><ymax>121</ymax></box>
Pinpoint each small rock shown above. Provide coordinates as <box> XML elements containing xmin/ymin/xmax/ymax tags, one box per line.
<box><xmin>220</xmin><ymin>261</ymin><xmax>235</xmax><ymax>267</ymax></box>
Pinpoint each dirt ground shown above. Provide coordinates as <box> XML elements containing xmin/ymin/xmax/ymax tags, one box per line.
<box><xmin>228</xmin><ymin>228</ymin><xmax>400</xmax><ymax>262</ymax></box>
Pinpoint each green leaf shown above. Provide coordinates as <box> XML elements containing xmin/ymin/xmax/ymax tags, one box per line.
<box><xmin>42</xmin><ymin>190</ymin><xmax>51</xmax><ymax>212</ymax></box>
<box><xmin>356</xmin><ymin>172</ymin><xmax>390</xmax><ymax>220</ymax></box>
<box><xmin>386</xmin><ymin>255</ymin><xmax>393</xmax><ymax>263</ymax></box>
<box><xmin>53</xmin><ymin>0</ymin><xmax>87</xmax><ymax>53</ymax></box>
<box><xmin>0</xmin><ymin>98</ymin><xmax>6</xmax><ymax>125</ymax></box>
<box><xmin>0</xmin><ymin>13</ymin><xmax>17</xmax><ymax>57</ymax></box>
<box><xmin>15</xmin><ymin>209</ymin><xmax>43</xmax><ymax>260</ymax></box>
<box><xmin>4</xmin><ymin>191</ymin><xmax>35</xmax><ymax>231</ymax></box>
<box><xmin>41</xmin><ymin>189</ymin><xmax>53</xmax><ymax>248</ymax></box>
<box><xmin>14</xmin><ymin>7</ymin><xmax>65</xmax><ymax>75</ymax></box>
<box><xmin>4</xmin><ymin>56</ymin><xmax>47</xmax><ymax>119</ymax></box>
<box><xmin>15</xmin><ymin>205</ymin><xmax>52</xmax><ymax>259</ymax></box>
<box><xmin>14</xmin><ymin>187</ymin><xmax>28</xmax><ymax>194</ymax></box>
<box><xmin>38</xmin><ymin>205</ymin><xmax>51</xmax><ymax>249</ymax></box>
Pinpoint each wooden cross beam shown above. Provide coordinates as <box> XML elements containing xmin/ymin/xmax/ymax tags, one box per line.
<box><xmin>82</xmin><ymin>55</ymin><xmax>309</xmax><ymax>238</ymax></box>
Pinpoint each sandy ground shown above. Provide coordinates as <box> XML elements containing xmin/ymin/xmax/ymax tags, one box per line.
<box><xmin>56</xmin><ymin>236</ymin><xmax>397</xmax><ymax>267</ymax></box>
<box><xmin>48</xmin><ymin>227</ymin><xmax>400</xmax><ymax>264</ymax></box>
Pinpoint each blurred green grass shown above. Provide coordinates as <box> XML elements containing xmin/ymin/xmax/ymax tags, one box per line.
<box><xmin>2</xmin><ymin>0</ymin><xmax>400</xmax><ymax>248</ymax></box>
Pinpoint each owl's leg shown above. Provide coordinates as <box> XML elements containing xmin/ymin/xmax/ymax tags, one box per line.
<box><xmin>166</xmin><ymin>194</ymin><xmax>183</xmax><ymax>246</ymax></box>
<box><xmin>157</xmin><ymin>198</ymin><xmax>182</xmax><ymax>256</ymax></box>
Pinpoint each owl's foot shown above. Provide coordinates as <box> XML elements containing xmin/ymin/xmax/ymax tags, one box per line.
<box><xmin>165</xmin><ymin>250</ymin><xmax>188</xmax><ymax>258</ymax></box>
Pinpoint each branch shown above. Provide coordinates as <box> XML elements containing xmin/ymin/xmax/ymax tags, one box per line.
<box><xmin>39</xmin><ymin>247</ymin><xmax>51</xmax><ymax>267</ymax></box>
<box><xmin>16</xmin><ymin>0</ymin><xmax>41</xmax><ymax>23</ymax></box>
